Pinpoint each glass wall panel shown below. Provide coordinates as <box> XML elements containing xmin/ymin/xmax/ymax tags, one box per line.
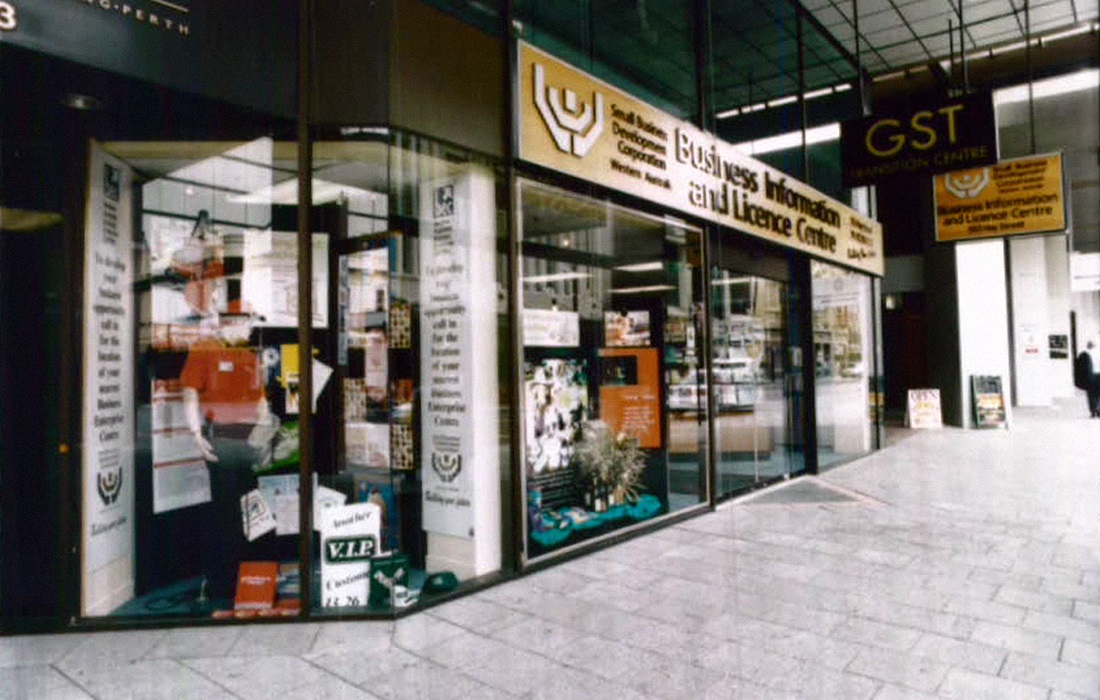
<box><xmin>812</xmin><ymin>260</ymin><xmax>874</xmax><ymax>469</ymax></box>
<box><xmin>519</xmin><ymin>180</ymin><xmax>706</xmax><ymax>559</ymax></box>
<box><xmin>514</xmin><ymin>0</ymin><xmax>699</xmax><ymax>120</ymax></box>
<box><xmin>307</xmin><ymin>133</ymin><xmax>513</xmax><ymax>615</ymax></box>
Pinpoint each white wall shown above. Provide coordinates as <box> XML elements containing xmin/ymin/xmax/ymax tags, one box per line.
<box><xmin>1009</xmin><ymin>236</ymin><xmax>1053</xmax><ymax>406</ymax></box>
<box><xmin>956</xmin><ymin>240</ymin><xmax>1013</xmax><ymax>428</ymax></box>
<box><xmin>1045</xmin><ymin>236</ymin><xmax>1074</xmax><ymax>398</ymax></box>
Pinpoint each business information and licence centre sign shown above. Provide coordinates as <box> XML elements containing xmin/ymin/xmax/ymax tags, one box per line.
<box><xmin>517</xmin><ymin>42</ymin><xmax>884</xmax><ymax>277</ymax></box>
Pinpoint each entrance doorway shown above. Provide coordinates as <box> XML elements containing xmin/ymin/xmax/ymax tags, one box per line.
<box><xmin>709</xmin><ymin>237</ymin><xmax>801</xmax><ymax>498</ymax></box>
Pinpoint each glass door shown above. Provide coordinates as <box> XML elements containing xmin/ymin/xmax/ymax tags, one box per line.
<box><xmin>710</xmin><ymin>268</ymin><xmax>798</xmax><ymax>497</ymax></box>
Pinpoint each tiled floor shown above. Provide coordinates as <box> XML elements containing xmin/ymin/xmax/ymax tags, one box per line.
<box><xmin>3</xmin><ymin>400</ymin><xmax>1098</xmax><ymax>698</ymax></box>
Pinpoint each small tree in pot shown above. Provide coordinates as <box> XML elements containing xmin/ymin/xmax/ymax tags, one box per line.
<box><xmin>574</xmin><ymin>420</ymin><xmax>646</xmax><ymax>512</ymax></box>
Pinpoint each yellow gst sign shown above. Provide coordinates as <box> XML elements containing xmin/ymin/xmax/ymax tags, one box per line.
<box><xmin>864</xmin><ymin>104</ymin><xmax>965</xmax><ymax>157</ymax></box>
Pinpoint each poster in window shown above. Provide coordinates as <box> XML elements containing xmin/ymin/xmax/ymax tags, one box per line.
<box><xmin>598</xmin><ymin>348</ymin><xmax>661</xmax><ymax>448</ymax></box>
<box><xmin>604</xmin><ymin>311</ymin><xmax>651</xmax><ymax>347</ymax></box>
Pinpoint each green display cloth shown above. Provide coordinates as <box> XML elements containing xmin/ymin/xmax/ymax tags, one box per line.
<box><xmin>531</xmin><ymin>494</ymin><xmax>663</xmax><ymax>547</ymax></box>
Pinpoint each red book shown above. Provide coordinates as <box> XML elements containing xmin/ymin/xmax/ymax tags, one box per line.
<box><xmin>234</xmin><ymin>561</ymin><xmax>279</xmax><ymax>610</ymax></box>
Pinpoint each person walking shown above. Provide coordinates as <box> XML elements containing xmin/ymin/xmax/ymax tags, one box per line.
<box><xmin>1075</xmin><ymin>340</ymin><xmax>1100</xmax><ymax>418</ymax></box>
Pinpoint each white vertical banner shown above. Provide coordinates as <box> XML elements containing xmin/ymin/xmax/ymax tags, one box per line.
<box><xmin>418</xmin><ymin>166</ymin><xmax>501</xmax><ymax>575</ymax></box>
<box><xmin>82</xmin><ymin>143</ymin><xmax>136</xmax><ymax>616</ymax></box>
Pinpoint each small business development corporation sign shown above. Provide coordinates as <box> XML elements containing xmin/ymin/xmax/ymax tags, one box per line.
<box><xmin>934</xmin><ymin>153</ymin><xmax>1066</xmax><ymax>242</ymax></box>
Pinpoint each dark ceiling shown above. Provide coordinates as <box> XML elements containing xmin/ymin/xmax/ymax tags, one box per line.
<box><xmin>507</xmin><ymin>0</ymin><xmax>1097</xmax><ymax>117</ymax></box>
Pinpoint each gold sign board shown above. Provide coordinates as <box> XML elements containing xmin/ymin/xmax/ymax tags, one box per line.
<box><xmin>517</xmin><ymin>42</ymin><xmax>884</xmax><ymax>277</ymax></box>
<box><xmin>934</xmin><ymin>153</ymin><xmax>1066</xmax><ymax>242</ymax></box>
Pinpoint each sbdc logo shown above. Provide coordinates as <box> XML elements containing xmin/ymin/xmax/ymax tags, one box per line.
<box><xmin>533</xmin><ymin>63</ymin><xmax>605</xmax><ymax>158</ymax></box>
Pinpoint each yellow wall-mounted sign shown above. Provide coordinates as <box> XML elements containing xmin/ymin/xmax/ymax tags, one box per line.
<box><xmin>934</xmin><ymin>153</ymin><xmax>1066</xmax><ymax>242</ymax></box>
<box><xmin>517</xmin><ymin>42</ymin><xmax>884</xmax><ymax>277</ymax></box>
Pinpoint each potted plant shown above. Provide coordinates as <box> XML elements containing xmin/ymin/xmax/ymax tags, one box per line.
<box><xmin>574</xmin><ymin>420</ymin><xmax>646</xmax><ymax>512</ymax></box>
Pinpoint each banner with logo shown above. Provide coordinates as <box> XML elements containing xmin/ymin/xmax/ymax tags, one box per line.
<box><xmin>82</xmin><ymin>143</ymin><xmax>136</xmax><ymax>615</ymax></box>
<box><xmin>517</xmin><ymin>42</ymin><xmax>884</xmax><ymax>277</ymax></box>
<box><xmin>418</xmin><ymin>168</ymin><xmax>500</xmax><ymax>541</ymax></box>
<box><xmin>934</xmin><ymin>153</ymin><xmax>1066</xmax><ymax>242</ymax></box>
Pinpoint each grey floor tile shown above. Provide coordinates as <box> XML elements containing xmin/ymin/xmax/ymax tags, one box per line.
<box><xmin>184</xmin><ymin>654</ymin><xmax>332</xmax><ymax>700</ymax></box>
<box><xmin>969</xmin><ymin>620</ymin><xmax>1064</xmax><ymax>659</ymax></box>
<box><xmin>362</xmin><ymin>658</ymin><xmax>518</xmax><ymax>700</ymax></box>
<box><xmin>1060</xmin><ymin>638</ymin><xmax>1100</xmax><ymax>668</ymax></box>
<box><xmin>938</xmin><ymin>668</ymin><xmax>1048</xmax><ymax>700</ymax></box>
<box><xmin>909</xmin><ymin>633</ymin><xmax>1008</xmax><ymax>675</ymax></box>
<box><xmin>872</xmin><ymin>682</ymin><xmax>940</xmax><ymax>700</ymax></box>
<box><xmin>0</xmin><ymin>666</ymin><xmax>94</xmax><ymax>700</ymax></box>
<box><xmin>0</xmin><ymin>635</ymin><xmax>86</xmax><ymax>669</ymax></box>
<box><xmin>306</xmin><ymin>619</ymin><xmax>394</xmax><ymax>656</ymax></box>
<box><xmin>145</xmin><ymin>625</ymin><xmax>245</xmax><ymax>660</ymax></box>
<box><xmin>994</xmin><ymin>584</ymin><xmax>1076</xmax><ymax>616</ymax></box>
<box><xmin>417</xmin><ymin>629</ymin><xmax>514</xmax><ymax>669</ymax></box>
<box><xmin>55</xmin><ymin>630</ymin><xmax>169</xmax><ymax>675</ymax></box>
<box><xmin>306</xmin><ymin>645</ymin><xmax>422</xmax><ymax>686</ymax></box>
<box><xmin>390</xmin><ymin>613</ymin><xmax>467</xmax><ymax>652</ymax></box>
<box><xmin>1022</xmin><ymin>609</ymin><xmax>1100</xmax><ymax>645</ymax></box>
<box><xmin>428</xmin><ymin>597</ymin><xmax>523</xmax><ymax>633</ymax></box>
<box><xmin>488</xmin><ymin>615</ymin><xmax>586</xmax><ymax>655</ymax></box>
<box><xmin>520</xmin><ymin>669</ymin><xmax>652</xmax><ymax>700</ymax></box>
<box><xmin>225</xmin><ymin>622</ymin><xmax>321</xmax><ymax>657</ymax></box>
<box><xmin>831</xmin><ymin>617</ymin><xmax>923</xmax><ymax>652</ymax></box>
<box><xmin>846</xmin><ymin>646</ymin><xmax>950</xmax><ymax>693</ymax></box>
<box><xmin>1000</xmin><ymin>651</ymin><xmax>1100</xmax><ymax>699</ymax></box>
<box><xmin>62</xmin><ymin>658</ymin><xmax>236</xmax><ymax>700</ymax></box>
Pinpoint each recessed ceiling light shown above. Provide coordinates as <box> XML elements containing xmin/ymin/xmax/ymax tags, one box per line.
<box><xmin>62</xmin><ymin>93</ymin><xmax>103</xmax><ymax>111</ymax></box>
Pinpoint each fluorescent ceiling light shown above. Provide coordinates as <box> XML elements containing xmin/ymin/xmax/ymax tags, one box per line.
<box><xmin>995</xmin><ymin>68</ymin><xmax>1099</xmax><ymax>106</ymax></box>
<box><xmin>711</xmin><ymin>276</ymin><xmax>753</xmax><ymax>286</ymax></box>
<box><xmin>718</xmin><ymin>82</ymin><xmax>854</xmax><ymax>120</ymax></box>
<box><xmin>733</xmin><ymin>122</ymin><xmax>841</xmax><ymax>156</ymax></box>
<box><xmin>614</xmin><ymin>261</ymin><xmax>665</xmax><ymax>272</ymax></box>
<box><xmin>610</xmin><ymin>284</ymin><xmax>676</xmax><ymax>294</ymax></box>
<box><xmin>523</xmin><ymin>272</ymin><xmax>591</xmax><ymax>284</ymax></box>
<box><xmin>230</xmin><ymin>178</ymin><xmax>377</xmax><ymax>205</ymax></box>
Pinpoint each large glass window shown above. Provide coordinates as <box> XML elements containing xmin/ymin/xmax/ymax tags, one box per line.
<box><xmin>812</xmin><ymin>260</ymin><xmax>875</xmax><ymax>469</ymax></box>
<box><xmin>514</xmin><ymin>0</ymin><xmax>699</xmax><ymax>121</ymax></box>
<box><xmin>519</xmin><ymin>181</ymin><xmax>706</xmax><ymax>559</ymax></box>
<box><xmin>307</xmin><ymin>132</ymin><xmax>514</xmax><ymax>615</ymax></box>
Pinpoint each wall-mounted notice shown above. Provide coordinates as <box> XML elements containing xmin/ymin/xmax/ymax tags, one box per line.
<box><xmin>523</xmin><ymin>308</ymin><xmax>580</xmax><ymax>348</ymax></box>
<box><xmin>971</xmin><ymin>375</ymin><xmax>1007</xmax><ymax>429</ymax></box>
<box><xmin>82</xmin><ymin>143</ymin><xmax>136</xmax><ymax>616</ymax></box>
<box><xmin>906</xmin><ymin>388</ymin><xmax>943</xmax><ymax>429</ymax></box>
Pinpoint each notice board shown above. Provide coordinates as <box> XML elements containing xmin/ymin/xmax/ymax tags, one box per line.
<box><xmin>971</xmin><ymin>375</ymin><xmax>1007</xmax><ymax>429</ymax></box>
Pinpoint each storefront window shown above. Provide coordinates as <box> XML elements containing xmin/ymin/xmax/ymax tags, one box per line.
<box><xmin>519</xmin><ymin>181</ymin><xmax>706</xmax><ymax>559</ymax></box>
<box><xmin>812</xmin><ymin>260</ymin><xmax>875</xmax><ymax>469</ymax></box>
<box><xmin>80</xmin><ymin>137</ymin><xmax>304</xmax><ymax>619</ymax></box>
<box><xmin>307</xmin><ymin>132</ymin><xmax>513</xmax><ymax>614</ymax></box>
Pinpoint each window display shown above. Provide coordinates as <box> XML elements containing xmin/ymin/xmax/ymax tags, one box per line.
<box><xmin>520</xmin><ymin>181</ymin><xmax>707</xmax><ymax>557</ymax></box>
<box><xmin>309</xmin><ymin>135</ymin><xmax>512</xmax><ymax>614</ymax></box>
